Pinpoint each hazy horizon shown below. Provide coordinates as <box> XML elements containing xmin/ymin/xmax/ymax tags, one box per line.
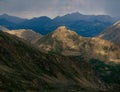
<box><xmin>0</xmin><ymin>0</ymin><xmax>120</xmax><ymax>19</ymax></box>
<box><xmin>0</xmin><ymin>12</ymin><xmax>115</xmax><ymax>19</ymax></box>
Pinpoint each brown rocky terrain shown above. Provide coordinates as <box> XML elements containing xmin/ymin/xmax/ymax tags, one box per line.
<box><xmin>35</xmin><ymin>26</ymin><xmax>120</xmax><ymax>63</ymax></box>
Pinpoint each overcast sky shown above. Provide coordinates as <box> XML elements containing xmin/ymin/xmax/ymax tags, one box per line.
<box><xmin>0</xmin><ymin>0</ymin><xmax>120</xmax><ymax>18</ymax></box>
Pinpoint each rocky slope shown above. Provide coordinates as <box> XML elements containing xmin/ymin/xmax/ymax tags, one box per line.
<box><xmin>35</xmin><ymin>26</ymin><xmax>120</xmax><ymax>63</ymax></box>
<box><xmin>0</xmin><ymin>31</ymin><xmax>107</xmax><ymax>92</ymax></box>
<box><xmin>4</xmin><ymin>29</ymin><xmax>42</xmax><ymax>43</ymax></box>
<box><xmin>99</xmin><ymin>21</ymin><xmax>120</xmax><ymax>45</ymax></box>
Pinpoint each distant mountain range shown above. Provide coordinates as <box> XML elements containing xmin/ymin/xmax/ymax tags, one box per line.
<box><xmin>0</xmin><ymin>14</ymin><xmax>27</xmax><ymax>23</ymax></box>
<box><xmin>0</xmin><ymin>12</ymin><xmax>116</xmax><ymax>37</ymax></box>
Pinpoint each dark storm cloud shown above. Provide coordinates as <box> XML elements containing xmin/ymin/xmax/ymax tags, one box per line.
<box><xmin>0</xmin><ymin>0</ymin><xmax>120</xmax><ymax>18</ymax></box>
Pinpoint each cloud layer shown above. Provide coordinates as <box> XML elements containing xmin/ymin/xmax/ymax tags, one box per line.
<box><xmin>0</xmin><ymin>0</ymin><xmax>119</xmax><ymax>18</ymax></box>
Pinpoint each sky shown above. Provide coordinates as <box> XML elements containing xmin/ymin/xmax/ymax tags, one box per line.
<box><xmin>0</xmin><ymin>0</ymin><xmax>120</xmax><ymax>18</ymax></box>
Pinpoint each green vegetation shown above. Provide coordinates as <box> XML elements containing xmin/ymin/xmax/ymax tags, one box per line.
<box><xmin>89</xmin><ymin>59</ymin><xmax>120</xmax><ymax>91</ymax></box>
<box><xmin>103</xmin><ymin>46</ymin><xmax>109</xmax><ymax>51</ymax></box>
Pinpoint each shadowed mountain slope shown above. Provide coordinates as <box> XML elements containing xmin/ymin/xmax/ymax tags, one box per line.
<box><xmin>0</xmin><ymin>31</ymin><xmax>107</xmax><ymax>92</ymax></box>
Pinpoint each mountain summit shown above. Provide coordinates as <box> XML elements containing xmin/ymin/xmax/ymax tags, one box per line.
<box><xmin>35</xmin><ymin>26</ymin><xmax>81</xmax><ymax>55</ymax></box>
<box><xmin>51</xmin><ymin>26</ymin><xmax>80</xmax><ymax>41</ymax></box>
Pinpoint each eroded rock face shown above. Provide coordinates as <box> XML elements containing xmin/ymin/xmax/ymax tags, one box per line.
<box><xmin>99</xmin><ymin>21</ymin><xmax>120</xmax><ymax>45</ymax></box>
<box><xmin>35</xmin><ymin>26</ymin><xmax>120</xmax><ymax>63</ymax></box>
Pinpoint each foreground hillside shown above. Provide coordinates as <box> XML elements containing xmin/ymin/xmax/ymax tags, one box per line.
<box><xmin>0</xmin><ymin>31</ymin><xmax>106</xmax><ymax>92</ymax></box>
<box><xmin>0</xmin><ymin>28</ymin><xmax>120</xmax><ymax>91</ymax></box>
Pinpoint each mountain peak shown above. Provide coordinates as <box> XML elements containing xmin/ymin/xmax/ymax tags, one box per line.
<box><xmin>35</xmin><ymin>26</ymin><xmax>81</xmax><ymax>54</ymax></box>
<box><xmin>68</xmin><ymin>12</ymin><xmax>82</xmax><ymax>16</ymax></box>
<box><xmin>57</xmin><ymin>26</ymin><xmax>67</xmax><ymax>30</ymax></box>
<box><xmin>54</xmin><ymin>26</ymin><xmax>68</xmax><ymax>33</ymax></box>
<box><xmin>1</xmin><ymin>13</ymin><xmax>9</xmax><ymax>17</ymax></box>
<box><xmin>52</xmin><ymin>26</ymin><xmax>79</xmax><ymax>39</ymax></box>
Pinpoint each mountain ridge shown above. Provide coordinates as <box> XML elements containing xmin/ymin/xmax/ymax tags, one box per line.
<box><xmin>5</xmin><ymin>29</ymin><xmax>42</xmax><ymax>43</ymax></box>
<box><xmin>0</xmin><ymin>12</ymin><xmax>115</xmax><ymax>37</ymax></box>
<box><xmin>0</xmin><ymin>13</ymin><xmax>27</xmax><ymax>23</ymax></box>
<box><xmin>54</xmin><ymin>12</ymin><xmax>114</xmax><ymax>22</ymax></box>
